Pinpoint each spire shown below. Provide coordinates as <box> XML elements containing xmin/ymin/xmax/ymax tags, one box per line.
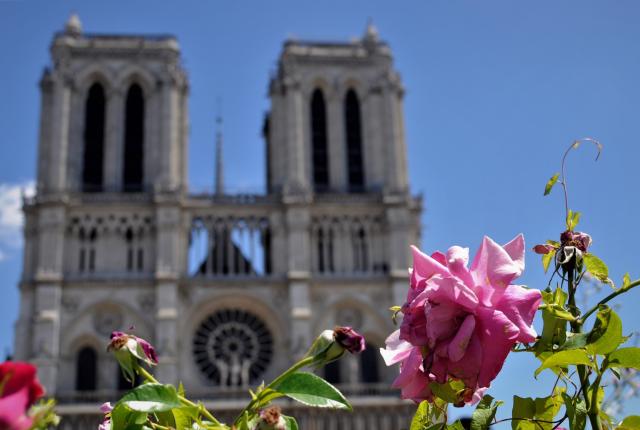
<box><xmin>214</xmin><ymin>111</ymin><xmax>224</xmax><ymax>196</ymax></box>
<box><xmin>64</xmin><ymin>13</ymin><xmax>82</xmax><ymax>37</ymax></box>
<box><xmin>363</xmin><ymin>18</ymin><xmax>379</xmax><ymax>44</ymax></box>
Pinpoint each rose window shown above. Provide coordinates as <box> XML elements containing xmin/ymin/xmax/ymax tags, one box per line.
<box><xmin>193</xmin><ymin>309</ymin><xmax>273</xmax><ymax>386</ymax></box>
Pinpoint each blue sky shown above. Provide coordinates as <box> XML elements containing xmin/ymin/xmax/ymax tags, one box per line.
<box><xmin>1</xmin><ymin>0</ymin><xmax>640</xmax><ymax>422</ymax></box>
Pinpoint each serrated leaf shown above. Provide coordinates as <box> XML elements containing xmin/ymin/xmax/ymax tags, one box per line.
<box><xmin>584</xmin><ymin>253</ymin><xmax>609</xmax><ymax>283</ymax></box>
<box><xmin>535</xmin><ymin>350</ymin><xmax>593</xmax><ymax>377</ymax></box>
<box><xmin>586</xmin><ymin>305</ymin><xmax>623</xmax><ymax>355</ymax></box>
<box><xmin>544</xmin><ymin>173</ymin><xmax>560</xmax><ymax>196</ymax></box>
<box><xmin>562</xmin><ymin>392</ymin><xmax>587</xmax><ymax>430</ymax></box>
<box><xmin>619</xmin><ymin>416</ymin><xmax>640</xmax><ymax>430</ymax></box>
<box><xmin>410</xmin><ymin>401</ymin><xmax>431</xmax><ymax>430</ymax></box>
<box><xmin>607</xmin><ymin>347</ymin><xmax>640</xmax><ymax>370</ymax></box>
<box><xmin>471</xmin><ymin>395</ymin><xmax>503</xmax><ymax>430</ymax></box>
<box><xmin>273</xmin><ymin>372</ymin><xmax>351</xmax><ymax>410</ymax></box>
<box><xmin>119</xmin><ymin>383</ymin><xmax>181</xmax><ymax>413</ymax></box>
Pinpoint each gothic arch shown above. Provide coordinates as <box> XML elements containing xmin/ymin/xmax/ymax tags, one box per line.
<box><xmin>75</xmin><ymin>65</ymin><xmax>116</xmax><ymax>95</ymax></box>
<box><xmin>114</xmin><ymin>66</ymin><xmax>156</xmax><ymax>97</ymax></box>
<box><xmin>60</xmin><ymin>299</ymin><xmax>154</xmax><ymax>353</ymax></box>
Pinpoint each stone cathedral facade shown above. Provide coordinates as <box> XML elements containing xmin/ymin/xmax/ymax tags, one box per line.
<box><xmin>14</xmin><ymin>16</ymin><xmax>422</xmax><ymax>428</ymax></box>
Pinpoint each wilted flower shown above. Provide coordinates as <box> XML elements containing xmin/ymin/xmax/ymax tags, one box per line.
<box><xmin>381</xmin><ymin>235</ymin><xmax>541</xmax><ymax>405</ymax></box>
<box><xmin>98</xmin><ymin>402</ymin><xmax>113</xmax><ymax>430</ymax></box>
<box><xmin>560</xmin><ymin>230</ymin><xmax>592</xmax><ymax>253</ymax></box>
<box><xmin>108</xmin><ymin>331</ymin><xmax>157</xmax><ymax>383</ymax></box>
<box><xmin>108</xmin><ymin>331</ymin><xmax>158</xmax><ymax>366</ymax></box>
<box><xmin>0</xmin><ymin>361</ymin><xmax>45</xmax><ymax>430</ymax></box>
<box><xmin>255</xmin><ymin>406</ymin><xmax>286</xmax><ymax>430</ymax></box>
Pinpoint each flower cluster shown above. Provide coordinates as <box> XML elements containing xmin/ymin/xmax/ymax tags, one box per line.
<box><xmin>0</xmin><ymin>361</ymin><xmax>45</xmax><ymax>430</ymax></box>
<box><xmin>381</xmin><ymin>235</ymin><xmax>541</xmax><ymax>405</ymax></box>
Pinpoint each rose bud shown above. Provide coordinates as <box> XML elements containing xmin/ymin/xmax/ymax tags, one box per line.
<box><xmin>333</xmin><ymin>326</ymin><xmax>365</xmax><ymax>354</ymax></box>
<box><xmin>98</xmin><ymin>402</ymin><xmax>113</xmax><ymax>430</ymax></box>
<box><xmin>560</xmin><ymin>230</ymin><xmax>592</xmax><ymax>253</ymax></box>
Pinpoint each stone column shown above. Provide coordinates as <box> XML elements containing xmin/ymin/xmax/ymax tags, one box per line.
<box><xmin>363</xmin><ymin>86</ymin><xmax>385</xmax><ymax>190</ymax></box>
<box><xmin>154</xmin><ymin>281</ymin><xmax>178</xmax><ymax>383</ymax></box>
<box><xmin>153</xmin><ymin>205</ymin><xmax>181</xmax><ymax>383</ymax></box>
<box><xmin>32</xmin><ymin>283</ymin><xmax>62</xmax><ymax>394</ymax></box>
<box><xmin>284</xmin><ymin>78</ymin><xmax>309</xmax><ymax>195</ymax></box>
<box><xmin>327</xmin><ymin>92</ymin><xmax>346</xmax><ymax>191</ymax></box>
<box><xmin>381</xmin><ymin>81</ymin><xmax>408</xmax><ymax>195</ymax></box>
<box><xmin>285</xmin><ymin>206</ymin><xmax>312</xmax><ymax>358</ymax></box>
<box><xmin>386</xmin><ymin>206</ymin><xmax>411</xmax><ymax>306</ymax></box>
<box><xmin>36</xmin><ymin>73</ymin><xmax>54</xmax><ymax>194</ymax></box>
<box><xmin>48</xmin><ymin>76</ymin><xmax>72</xmax><ymax>193</ymax></box>
<box><xmin>105</xmin><ymin>89</ymin><xmax>124</xmax><ymax>192</ymax></box>
<box><xmin>159</xmin><ymin>80</ymin><xmax>179</xmax><ymax>192</ymax></box>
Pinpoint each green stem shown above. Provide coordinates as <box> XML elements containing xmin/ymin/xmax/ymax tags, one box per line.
<box><xmin>566</xmin><ymin>268</ymin><xmax>593</xmax><ymax>416</ymax></box>
<box><xmin>588</xmin><ymin>369</ymin><xmax>603</xmax><ymax>430</ymax></box>
<box><xmin>232</xmin><ymin>356</ymin><xmax>316</xmax><ymax>426</ymax></box>
<box><xmin>579</xmin><ymin>279</ymin><xmax>640</xmax><ymax>323</ymax></box>
<box><xmin>135</xmin><ymin>365</ymin><xmax>222</xmax><ymax>426</ymax></box>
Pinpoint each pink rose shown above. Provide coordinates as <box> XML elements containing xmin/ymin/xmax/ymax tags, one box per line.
<box><xmin>381</xmin><ymin>235</ymin><xmax>541</xmax><ymax>405</ymax></box>
<box><xmin>0</xmin><ymin>361</ymin><xmax>45</xmax><ymax>430</ymax></box>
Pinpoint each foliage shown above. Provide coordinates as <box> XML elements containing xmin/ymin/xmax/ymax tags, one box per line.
<box><xmin>95</xmin><ymin>326</ymin><xmax>365</xmax><ymax>430</ymax></box>
<box><xmin>398</xmin><ymin>139</ymin><xmax>639</xmax><ymax>430</ymax></box>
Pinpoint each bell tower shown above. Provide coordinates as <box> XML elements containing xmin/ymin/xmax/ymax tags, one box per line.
<box><xmin>264</xmin><ymin>23</ymin><xmax>408</xmax><ymax>196</ymax></box>
<box><xmin>36</xmin><ymin>14</ymin><xmax>188</xmax><ymax>195</ymax></box>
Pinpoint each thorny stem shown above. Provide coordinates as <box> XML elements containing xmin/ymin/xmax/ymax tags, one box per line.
<box><xmin>135</xmin><ymin>364</ymin><xmax>223</xmax><ymax>427</ymax></box>
<box><xmin>559</xmin><ymin>137</ymin><xmax>602</xmax><ymax>225</ymax></box>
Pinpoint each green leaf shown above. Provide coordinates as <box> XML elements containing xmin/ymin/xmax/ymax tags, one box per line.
<box><xmin>273</xmin><ymin>372</ymin><xmax>351</xmax><ymax>410</ymax></box>
<box><xmin>429</xmin><ymin>379</ymin><xmax>466</xmax><ymax>404</ymax></box>
<box><xmin>544</xmin><ymin>173</ymin><xmax>560</xmax><ymax>196</ymax></box>
<box><xmin>542</xmin><ymin>251</ymin><xmax>556</xmax><ymax>273</ymax></box>
<box><xmin>255</xmin><ymin>387</ymin><xmax>285</xmax><ymax>409</ymax></box>
<box><xmin>535</xmin><ymin>350</ymin><xmax>593</xmax><ymax>377</ymax></box>
<box><xmin>283</xmin><ymin>415</ymin><xmax>299</xmax><ymax>430</ymax></box>
<box><xmin>607</xmin><ymin>347</ymin><xmax>640</xmax><ymax>370</ymax></box>
<box><xmin>448</xmin><ymin>422</ymin><xmax>466</xmax><ymax>430</ymax></box>
<box><xmin>471</xmin><ymin>395</ymin><xmax>503</xmax><ymax>430</ymax></box>
<box><xmin>410</xmin><ymin>401</ymin><xmax>431</xmax><ymax>430</ymax></box>
<box><xmin>623</xmin><ymin>273</ymin><xmax>631</xmax><ymax>288</ymax></box>
<box><xmin>586</xmin><ymin>305</ymin><xmax>623</xmax><ymax>355</ymax></box>
<box><xmin>119</xmin><ymin>383</ymin><xmax>182</xmax><ymax>413</ymax></box>
<box><xmin>536</xmin><ymin>288</ymin><xmax>568</xmax><ymax>353</ymax></box>
<box><xmin>562</xmin><ymin>392</ymin><xmax>587</xmax><ymax>430</ymax></box>
<box><xmin>584</xmin><ymin>253</ymin><xmax>609</xmax><ymax>283</ymax></box>
<box><xmin>543</xmin><ymin>304</ymin><xmax>576</xmax><ymax>321</ymax></box>
<box><xmin>619</xmin><ymin>416</ymin><xmax>640</xmax><ymax>430</ymax></box>
<box><xmin>111</xmin><ymin>403</ymin><xmax>148</xmax><ymax>430</ymax></box>
<box><xmin>511</xmin><ymin>393</ymin><xmax>563</xmax><ymax>430</ymax></box>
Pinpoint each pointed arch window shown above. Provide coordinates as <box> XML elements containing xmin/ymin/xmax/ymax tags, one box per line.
<box><xmin>123</xmin><ymin>84</ymin><xmax>145</xmax><ymax>192</ymax></box>
<box><xmin>82</xmin><ymin>83</ymin><xmax>106</xmax><ymax>192</ymax></box>
<box><xmin>359</xmin><ymin>343</ymin><xmax>380</xmax><ymax>383</ymax></box>
<box><xmin>310</xmin><ymin>89</ymin><xmax>329</xmax><ymax>192</ymax></box>
<box><xmin>76</xmin><ymin>346</ymin><xmax>97</xmax><ymax>391</ymax></box>
<box><xmin>344</xmin><ymin>89</ymin><xmax>364</xmax><ymax>192</ymax></box>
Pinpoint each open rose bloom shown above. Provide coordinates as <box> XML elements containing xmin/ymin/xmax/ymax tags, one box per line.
<box><xmin>381</xmin><ymin>235</ymin><xmax>541</xmax><ymax>405</ymax></box>
<box><xmin>0</xmin><ymin>361</ymin><xmax>45</xmax><ymax>430</ymax></box>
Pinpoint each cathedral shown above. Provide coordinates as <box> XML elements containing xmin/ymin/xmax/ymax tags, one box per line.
<box><xmin>14</xmin><ymin>15</ymin><xmax>422</xmax><ymax>429</ymax></box>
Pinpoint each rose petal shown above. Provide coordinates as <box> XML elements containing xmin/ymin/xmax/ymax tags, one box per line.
<box><xmin>470</xmin><ymin>236</ymin><xmax>523</xmax><ymax>306</ymax></box>
<box><xmin>496</xmin><ymin>285</ymin><xmax>542</xmax><ymax>343</ymax></box>
<box><xmin>448</xmin><ymin>314</ymin><xmax>476</xmax><ymax>362</ymax></box>
<box><xmin>475</xmin><ymin>307</ymin><xmax>520</xmax><ymax>388</ymax></box>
